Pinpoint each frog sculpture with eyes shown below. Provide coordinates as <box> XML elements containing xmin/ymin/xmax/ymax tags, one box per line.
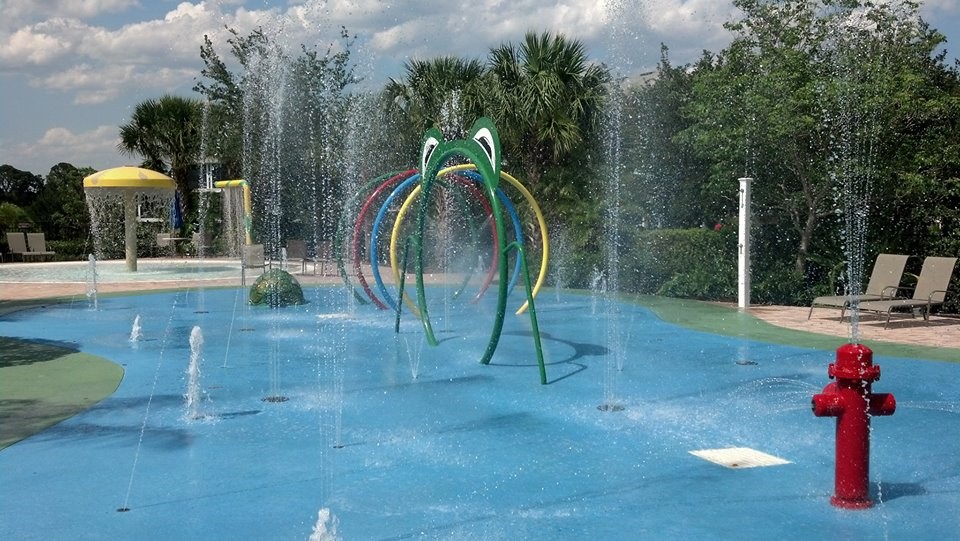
<box><xmin>412</xmin><ymin>118</ymin><xmax>547</xmax><ymax>384</ymax></box>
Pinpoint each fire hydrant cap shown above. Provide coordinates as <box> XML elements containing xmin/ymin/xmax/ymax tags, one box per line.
<box><xmin>830</xmin><ymin>343</ymin><xmax>880</xmax><ymax>382</ymax></box>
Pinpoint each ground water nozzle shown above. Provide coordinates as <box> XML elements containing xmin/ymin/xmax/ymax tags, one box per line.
<box><xmin>812</xmin><ymin>343</ymin><xmax>895</xmax><ymax>509</ymax></box>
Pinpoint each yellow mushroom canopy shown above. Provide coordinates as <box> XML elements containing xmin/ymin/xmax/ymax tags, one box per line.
<box><xmin>82</xmin><ymin>166</ymin><xmax>177</xmax><ymax>272</ymax></box>
<box><xmin>83</xmin><ymin>166</ymin><xmax>176</xmax><ymax>191</ymax></box>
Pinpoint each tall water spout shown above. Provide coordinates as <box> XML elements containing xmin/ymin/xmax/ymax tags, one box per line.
<box><xmin>129</xmin><ymin>315</ymin><xmax>142</xmax><ymax>342</ymax></box>
<box><xmin>590</xmin><ymin>267</ymin><xmax>605</xmax><ymax>315</ymax></box>
<box><xmin>185</xmin><ymin>326</ymin><xmax>205</xmax><ymax>420</ymax></box>
<box><xmin>602</xmin><ymin>89</ymin><xmax>626</xmax><ymax>408</ymax></box>
<box><xmin>86</xmin><ymin>254</ymin><xmax>98</xmax><ymax>310</ymax></box>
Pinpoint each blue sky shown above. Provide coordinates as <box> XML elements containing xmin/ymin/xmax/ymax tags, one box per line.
<box><xmin>1</xmin><ymin>0</ymin><xmax>958</xmax><ymax>176</ymax></box>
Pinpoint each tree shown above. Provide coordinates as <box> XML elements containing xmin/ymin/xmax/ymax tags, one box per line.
<box><xmin>281</xmin><ymin>34</ymin><xmax>361</xmax><ymax>242</ymax></box>
<box><xmin>29</xmin><ymin>163</ymin><xmax>94</xmax><ymax>243</ymax></box>
<box><xmin>117</xmin><ymin>95</ymin><xmax>204</xmax><ymax>218</ymax></box>
<box><xmin>479</xmin><ymin>32</ymin><xmax>612</xmax><ymax>288</ymax></box>
<box><xmin>885</xmin><ymin>73</ymin><xmax>960</xmax><ymax>265</ymax></box>
<box><xmin>383</xmin><ymin>56</ymin><xmax>488</xmax><ymax>141</ymax></box>
<box><xmin>859</xmin><ymin>11</ymin><xmax>960</xmax><ymax>270</ymax></box>
<box><xmin>0</xmin><ymin>202</ymin><xmax>29</xmax><ymax>232</ymax></box>
<box><xmin>193</xmin><ymin>26</ymin><xmax>360</xmax><ymax>255</ymax></box>
<box><xmin>680</xmin><ymin>0</ymin><xmax>949</xmax><ymax>282</ymax></box>
<box><xmin>624</xmin><ymin>46</ymin><xmax>712</xmax><ymax>230</ymax></box>
<box><xmin>0</xmin><ymin>165</ymin><xmax>44</xmax><ymax>208</ymax></box>
<box><xmin>194</xmin><ymin>27</ymin><xmax>286</xmax><ymax>179</ymax></box>
<box><xmin>486</xmin><ymin>31</ymin><xmax>610</xmax><ymax>186</ymax></box>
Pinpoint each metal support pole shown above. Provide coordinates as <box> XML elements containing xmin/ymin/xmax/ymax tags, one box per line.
<box><xmin>738</xmin><ymin>177</ymin><xmax>752</xmax><ymax>309</ymax></box>
<box><xmin>123</xmin><ymin>189</ymin><xmax>138</xmax><ymax>272</ymax></box>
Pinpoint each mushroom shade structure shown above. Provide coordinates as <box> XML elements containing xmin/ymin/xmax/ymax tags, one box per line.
<box><xmin>83</xmin><ymin>166</ymin><xmax>177</xmax><ymax>271</ymax></box>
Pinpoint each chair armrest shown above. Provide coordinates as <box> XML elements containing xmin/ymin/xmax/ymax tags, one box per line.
<box><xmin>927</xmin><ymin>289</ymin><xmax>950</xmax><ymax>303</ymax></box>
<box><xmin>880</xmin><ymin>286</ymin><xmax>917</xmax><ymax>299</ymax></box>
<box><xmin>879</xmin><ymin>285</ymin><xmax>902</xmax><ymax>299</ymax></box>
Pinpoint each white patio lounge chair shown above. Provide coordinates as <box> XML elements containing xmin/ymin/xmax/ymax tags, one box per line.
<box><xmin>808</xmin><ymin>253</ymin><xmax>909</xmax><ymax>320</ymax></box>
<box><xmin>857</xmin><ymin>256</ymin><xmax>958</xmax><ymax>328</ymax></box>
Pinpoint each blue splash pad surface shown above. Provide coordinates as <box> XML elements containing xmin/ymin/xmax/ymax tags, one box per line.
<box><xmin>1</xmin><ymin>288</ymin><xmax>958</xmax><ymax>540</ymax></box>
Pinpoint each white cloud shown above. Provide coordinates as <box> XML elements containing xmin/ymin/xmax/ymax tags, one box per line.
<box><xmin>1</xmin><ymin>0</ymin><xmax>140</xmax><ymax>28</ymax></box>
<box><xmin>360</xmin><ymin>0</ymin><xmax>612</xmax><ymax>73</ymax></box>
<box><xmin>32</xmin><ymin>63</ymin><xmax>197</xmax><ymax>104</ymax></box>
<box><xmin>0</xmin><ymin>2</ymin><xmax>274</xmax><ymax>105</ymax></box>
<box><xmin>636</xmin><ymin>0</ymin><xmax>737</xmax><ymax>50</ymax></box>
<box><xmin>39</xmin><ymin>63</ymin><xmax>132</xmax><ymax>93</ymax></box>
<box><xmin>2</xmin><ymin>0</ymin><xmax>952</xmax><ymax>176</ymax></box>
<box><xmin>354</xmin><ymin>0</ymin><xmax>733</xmax><ymax>75</ymax></box>
<box><xmin>0</xmin><ymin>19</ymin><xmax>78</xmax><ymax>66</ymax></box>
<box><xmin>0</xmin><ymin>0</ymin><xmax>731</xmax><ymax>105</ymax></box>
<box><xmin>2</xmin><ymin>125</ymin><xmax>122</xmax><ymax>173</ymax></box>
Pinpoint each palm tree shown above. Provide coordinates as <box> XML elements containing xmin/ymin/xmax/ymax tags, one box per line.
<box><xmin>383</xmin><ymin>56</ymin><xmax>488</xmax><ymax>140</ymax></box>
<box><xmin>118</xmin><ymin>94</ymin><xmax>204</xmax><ymax>217</ymax></box>
<box><xmin>487</xmin><ymin>31</ymin><xmax>610</xmax><ymax>185</ymax></box>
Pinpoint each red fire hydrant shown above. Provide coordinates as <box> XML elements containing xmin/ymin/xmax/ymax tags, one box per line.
<box><xmin>812</xmin><ymin>343</ymin><xmax>896</xmax><ymax>509</ymax></box>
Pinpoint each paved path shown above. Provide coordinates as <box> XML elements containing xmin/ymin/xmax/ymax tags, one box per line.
<box><xmin>749</xmin><ymin>304</ymin><xmax>960</xmax><ymax>350</ymax></box>
<box><xmin>0</xmin><ymin>260</ymin><xmax>344</xmax><ymax>303</ymax></box>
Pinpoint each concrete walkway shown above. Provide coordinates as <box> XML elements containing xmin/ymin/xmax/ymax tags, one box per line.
<box><xmin>749</xmin><ymin>304</ymin><xmax>960</xmax><ymax>350</ymax></box>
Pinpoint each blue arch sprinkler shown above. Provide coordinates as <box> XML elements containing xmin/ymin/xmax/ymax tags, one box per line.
<box><xmin>412</xmin><ymin>118</ymin><xmax>548</xmax><ymax>384</ymax></box>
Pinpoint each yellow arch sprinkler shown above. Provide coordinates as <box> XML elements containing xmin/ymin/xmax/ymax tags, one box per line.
<box><xmin>413</xmin><ymin>118</ymin><xmax>548</xmax><ymax>384</ymax></box>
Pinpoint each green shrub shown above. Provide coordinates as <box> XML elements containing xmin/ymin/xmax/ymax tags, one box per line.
<box><xmin>752</xmin><ymin>262</ymin><xmax>812</xmax><ymax>305</ymax></box>
<box><xmin>621</xmin><ymin>228</ymin><xmax>737</xmax><ymax>300</ymax></box>
<box><xmin>47</xmin><ymin>239</ymin><xmax>93</xmax><ymax>261</ymax></box>
<box><xmin>657</xmin><ymin>267</ymin><xmax>737</xmax><ymax>299</ymax></box>
<box><xmin>0</xmin><ymin>202</ymin><xmax>29</xmax><ymax>231</ymax></box>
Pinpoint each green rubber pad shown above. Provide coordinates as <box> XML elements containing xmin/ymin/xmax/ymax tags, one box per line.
<box><xmin>631</xmin><ymin>294</ymin><xmax>960</xmax><ymax>363</ymax></box>
<box><xmin>0</xmin><ymin>337</ymin><xmax>123</xmax><ymax>449</ymax></box>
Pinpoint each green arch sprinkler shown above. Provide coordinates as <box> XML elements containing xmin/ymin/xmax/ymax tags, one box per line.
<box><xmin>412</xmin><ymin>118</ymin><xmax>547</xmax><ymax>384</ymax></box>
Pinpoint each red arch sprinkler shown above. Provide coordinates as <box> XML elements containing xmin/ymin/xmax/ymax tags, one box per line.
<box><xmin>811</xmin><ymin>343</ymin><xmax>896</xmax><ymax>509</ymax></box>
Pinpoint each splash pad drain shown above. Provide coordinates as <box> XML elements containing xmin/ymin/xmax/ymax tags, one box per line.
<box><xmin>689</xmin><ymin>447</ymin><xmax>791</xmax><ymax>469</ymax></box>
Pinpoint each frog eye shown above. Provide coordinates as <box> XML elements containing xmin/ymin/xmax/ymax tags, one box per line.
<box><xmin>420</xmin><ymin>129</ymin><xmax>443</xmax><ymax>173</ymax></box>
<box><xmin>472</xmin><ymin>126</ymin><xmax>497</xmax><ymax>170</ymax></box>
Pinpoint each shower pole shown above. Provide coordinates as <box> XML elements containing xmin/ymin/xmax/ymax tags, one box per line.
<box><xmin>738</xmin><ymin>177</ymin><xmax>752</xmax><ymax>309</ymax></box>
